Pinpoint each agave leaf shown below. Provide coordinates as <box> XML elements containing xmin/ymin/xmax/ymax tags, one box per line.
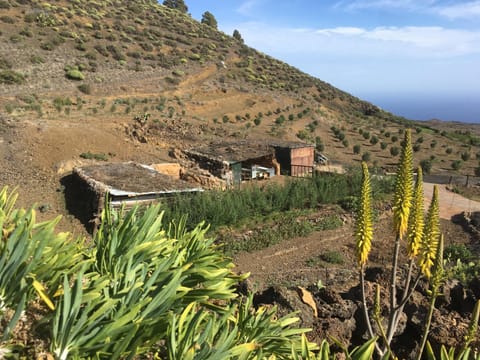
<box><xmin>350</xmin><ymin>336</ymin><xmax>377</xmax><ymax>360</ymax></box>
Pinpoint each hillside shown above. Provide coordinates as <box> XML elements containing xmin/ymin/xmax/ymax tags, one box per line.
<box><xmin>1</xmin><ymin>0</ymin><xmax>480</xmax><ymax>233</ymax></box>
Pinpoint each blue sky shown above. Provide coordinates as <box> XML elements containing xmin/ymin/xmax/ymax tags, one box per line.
<box><xmin>186</xmin><ymin>1</ymin><xmax>480</xmax><ymax>122</ymax></box>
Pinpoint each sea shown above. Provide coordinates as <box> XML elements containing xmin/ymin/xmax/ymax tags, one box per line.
<box><xmin>364</xmin><ymin>94</ymin><xmax>480</xmax><ymax>124</ymax></box>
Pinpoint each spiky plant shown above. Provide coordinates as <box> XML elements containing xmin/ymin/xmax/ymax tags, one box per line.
<box><xmin>354</xmin><ymin>129</ymin><xmax>445</xmax><ymax>358</ymax></box>
<box><xmin>355</xmin><ymin>162</ymin><xmax>377</xmax><ymax>343</ymax></box>
<box><xmin>392</xmin><ymin>128</ymin><xmax>413</xmax><ymax>239</ymax></box>
<box><xmin>417</xmin><ymin>235</ymin><xmax>444</xmax><ymax>359</ymax></box>
<box><xmin>407</xmin><ymin>167</ymin><xmax>424</xmax><ymax>258</ymax></box>
<box><xmin>419</xmin><ymin>185</ymin><xmax>440</xmax><ymax>278</ymax></box>
<box><xmin>355</xmin><ymin>162</ymin><xmax>373</xmax><ymax>267</ymax></box>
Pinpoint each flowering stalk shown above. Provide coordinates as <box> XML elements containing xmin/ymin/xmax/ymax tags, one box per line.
<box><xmin>355</xmin><ymin>162</ymin><xmax>377</xmax><ymax>343</ymax></box>
<box><xmin>417</xmin><ymin>235</ymin><xmax>444</xmax><ymax>360</ymax></box>
<box><xmin>419</xmin><ymin>185</ymin><xmax>440</xmax><ymax>278</ymax></box>
<box><xmin>355</xmin><ymin>162</ymin><xmax>373</xmax><ymax>267</ymax></box>
<box><xmin>386</xmin><ymin>129</ymin><xmax>413</xmax><ymax>345</ymax></box>
<box><xmin>392</xmin><ymin>129</ymin><xmax>413</xmax><ymax>240</ymax></box>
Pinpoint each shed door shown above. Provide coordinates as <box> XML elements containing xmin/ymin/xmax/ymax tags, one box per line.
<box><xmin>231</xmin><ymin>162</ymin><xmax>242</xmax><ymax>186</ymax></box>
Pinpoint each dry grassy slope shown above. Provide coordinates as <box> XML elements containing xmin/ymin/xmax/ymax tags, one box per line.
<box><xmin>0</xmin><ymin>0</ymin><xmax>480</xmax><ymax>234</ymax></box>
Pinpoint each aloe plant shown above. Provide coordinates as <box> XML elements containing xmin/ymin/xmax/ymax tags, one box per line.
<box><xmin>354</xmin><ymin>129</ymin><xmax>445</xmax><ymax>358</ymax></box>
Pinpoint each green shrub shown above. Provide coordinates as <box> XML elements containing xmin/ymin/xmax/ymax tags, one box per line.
<box><xmin>320</xmin><ymin>250</ymin><xmax>344</xmax><ymax>264</ymax></box>
<box><xmin>77</xmin><ymin>83</ymin><xmax>91</xmax><ymax>94</ymax></box>
<box><xmin>0</xmin><ymin>15</ymin><xmax>15</xmax><ymax>24</ymax></box>
<box><xmin>451</xmin><ymin>160</ymin><xmax>462</xmax><ymax>170</ymax></box>
<box><xmin>66</xmin><ymin>68</ymin><xmax>85</xmax><ymax>80</ymax></box>
<box><xmin>420</xmin><ymin>159</ymin><xmax>433</xmax><ymax>174</ymax></box>
<box><xmin>461</xmin><ymin>151</ymin><xmax>471</xmax><ymax>161</ymax></box>
<box><xmin>0</xmin><ymin>70</ymin><xmax>25</xmax><ymax>84</ymax></box>
<box><xmin>79</xmin><ymin>151</ymin><xmax>108</xmax><ymax>161</ymax></box>
<box><xmin>353</xmin><ymin>144</ymin><xmax>361</xmax><ymax>154</ymax></box>
<box><xmin>390</xmin><ymin>146</ymin><xmax>400</xmax><ymax>156</ymax></box>
<box><xmin>30</xmin><ymin>55</ymin><xmax>45</xmax><ymax>64</ymax></box>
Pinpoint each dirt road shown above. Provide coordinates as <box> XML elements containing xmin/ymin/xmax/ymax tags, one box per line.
<box><xmin>423</xmin><ymin>182</ymin><xmax>480</xmax><ymax>219</ymax></box>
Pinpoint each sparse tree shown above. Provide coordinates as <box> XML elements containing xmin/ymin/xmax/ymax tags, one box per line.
<box><xmin>201</xmin><ymin>11</ymin><xmax>217</xmax><ymax>29</ymax></box>
<box><xmin>233</xmin><ymin>29</ymin><xmax>244</xmax><ymax>43</ymax></box>
<box><xmin>162</xmin><ymin>0</ymin><xmax>188</xmax><ymax>13</ymax></box>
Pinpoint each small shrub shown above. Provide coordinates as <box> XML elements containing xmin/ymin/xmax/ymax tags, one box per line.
<box><xmin>296</xmin><ymin>130</ymin><xmax>308</xmax><ymax>140</ymax></box>
<box><xmin>0</xmin><ymin>70</ymin><xmax>25</xmax><ymax>84</ymax></box>
<box><xmin>451</xmin><ymin>160</ymin><xmax>462</xmax><ymax>170</ymax></box>
<box><xmin>361</xmin><ymin>152</ymin><xmax>371</xmax><ymax>162</ymax></box>
<box><xmin>320</xmin><ymin>250</ymin><xmax>344</xmax><ymax>264</ymax></box>
<box><xmin>390</xmin><ymin>146</ymin><xmax>400</xmax><ymax>156</ymax></box>
<box><xmin>446</xmin><ymin>147</ymin><xmax>453</xmax><ymax>154</ymax></box>
<box><xmin>30</xmin><ymin>55</ymin><xmax>45</xmax><ymax>64</ymax></box>
<box><xmin>461</xmin><ymin>151</ymin><xmax>471</xmax><ymax>161</ymax></box>
<box><xmin>369</xmin><ymin>136</ymin><xmax>378</xmax><ymax>145</ymax></box>
<box><xmin>77</xmin><ymin>83</ymin><xmax>91</xmax><ymax>94</ymax></box>
<box><xmin>79</xmin><ymin>152</ymin><xmax>108</xmax><ymax>161</ymax></box>
<box><xmin>380</xmin><ymin>142</ymin><xmax>387</xmax><ymax>150</ymax></box>
<box><xmin>0</xmin><ymin>15</ymin><xmax>15</xmax><ymax>24</ymax></box>
<box><xmin>420</xmin><ymin>159</ymin><xmax>433</xmax><ymax>174</ymax></box>
<box><xmin>353</xmin><ymin>144</ymin><xmax>361</xmax><ymax>154</ymax></box>
<box><xmin>65</xmin><ymin>68</ymin><xmax>85</xmax><ymax>81</ymax></box>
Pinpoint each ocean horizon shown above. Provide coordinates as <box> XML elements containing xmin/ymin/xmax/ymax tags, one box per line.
<box><xmin>363</xmin><ymin>94</ymin><xmax>480</xmax><ymax>124</ymax></box>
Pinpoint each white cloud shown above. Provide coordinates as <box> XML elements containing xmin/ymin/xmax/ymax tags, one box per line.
<box><xmin>229</xmin><ymin>22</ymin><xmax>480</xmax><ymax>96</ymax></box>
<box><xmin>336</xmin><ymin>0</ymin><xmax>480</xmax><ymax>20</ymax></box>
<box><xmin>236</xmin><ymin>0</ymin><xmax>260</xmax><ymax>16</ymax></box>
<box><xmin>434</xmin><ymin>1</ymin><xmax>480</xmax><ymax>19</ymax></box>
<box><xmin>335</xmin><ymin>0</ymin><xmax>436</xmax><ymax>11</ymax></box>
<box><xmin>236</xmin><ymin>23</ymin><xmax>480</xmax><ymax>59</ymax></box>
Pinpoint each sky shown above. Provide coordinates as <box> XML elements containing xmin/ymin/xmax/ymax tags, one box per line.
<box><xmin>186</xmin><ymin>0</ymin><xmax>480</xmax><ymax>123</ymax></box>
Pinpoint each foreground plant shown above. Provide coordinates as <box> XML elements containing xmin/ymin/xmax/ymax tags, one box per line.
<box><xmin>0</xmin><ymin>187</ymin><xmax>82</xmax><ymax>342</ymax></box>
<box><xmin>354</xmin><ymin>129</ymin><xmax>443</xmax><ymax>358</ymax></box>
<box><xmin>48</xmin><ymin>203</ymin><xmax>318</xmax><ymax>359</ymax></box>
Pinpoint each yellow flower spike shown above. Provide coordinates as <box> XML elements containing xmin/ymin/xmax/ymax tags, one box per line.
<box><xmin>407</xmin><ymin>166</ymin><xmax>425</xmax><ymax>258</ymax></box>
<box><xmin>418</xmin><ymin>185</ymin><xmax>440</xmax><ymax>278</ymax></box>
<box><xmin>392</xmin><ymin>129</ymin><xmax>414</xmax><ymax>239</ymax></box>
<box><xmin>355</xmin><ymin>162</ymin><xmax>373</xmax><ymax>266</ymax></box>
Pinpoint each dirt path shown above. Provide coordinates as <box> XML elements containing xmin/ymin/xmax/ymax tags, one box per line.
<box><xmin>233</xmin><ymin>224</ymin><xmax>357</xmax><ymax>290</ymax></box>
<box><xmin>423</xmin><ymin>182</ymin><xmax>480</xmax><ymax>219</ymax></box>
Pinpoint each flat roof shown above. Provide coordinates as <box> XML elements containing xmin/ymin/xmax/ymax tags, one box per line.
<box><xmin>186</xmin><ymin>140</ymin><xmax>274</xmax><ymax>162</ymax></box>
<box><xmin>74</xmin><ymin>162</ymin><xmax>202</xmax><ymax>196</ymax></box>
